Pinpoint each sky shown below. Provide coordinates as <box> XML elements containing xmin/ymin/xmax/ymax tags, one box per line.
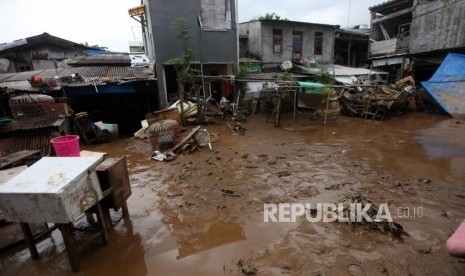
<box><xmin>0</xmin><ymin>0</ymin><xmax>386</xmax><ymax>52</ymax></box>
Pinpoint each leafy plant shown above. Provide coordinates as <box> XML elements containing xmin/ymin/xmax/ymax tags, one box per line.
<box><xmin>313</xmin><ymin>69</ymin><xmax>335</xmax><ymax>84</ymax></box>
<box><xmin>168</xmin><ymin>18</ymin><xmax>199</xmax><ymax>125</ymax></box>
<box><xmin>236</xmin><ymin>62</ymin><xmax>251</xmax><ymax>106</ymax></box>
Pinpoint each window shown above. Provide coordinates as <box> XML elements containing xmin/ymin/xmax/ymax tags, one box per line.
<box><xmin>17</xmin><ymin>65</ymin><xmax>32</xmax><ymax>72</ymax></box>
<box><xmin>398</xmin><ymin>23</ymin><xmax>410</xmax><ymax>38</ymax></box>
<box><xmin>273</xmin><ymin>29</ymin><xmax>283</xmax><ymax>54</ymax></box>
<box><xmin>314</xmin><ymin>31</ymin><xmax>323</xmax><ymax>56</ymax></box>
<box><xmin>292</xmin><ymin>31</ymin><xmax>303</xmax><ymax>60</ymax></box>
<box><xmin>199</xmin><ymin>0</ymin><xmax>232</xmax><ymax>31</ymax></box>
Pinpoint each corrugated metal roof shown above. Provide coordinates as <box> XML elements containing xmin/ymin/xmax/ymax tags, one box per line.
<box><xmin>0</xmin><ymin>72</ymin><xmax>19</xmax><ymax>82</ymax></box>
<box><xmin>294</xmin><ymin>64</ymin><xmax>387</xmax><ymax>76</ymax></box>
<box><xmin>0</xmin><ymin>117</ymin><xmax>65</xmax><ymax>133</ymax></box>
<box><xmin>369</xmin><ymin>0</ymin><xmax>413</xmax><ymax>13</ymax></box>
<box><xmin>0</xmin><ymin>65</ymin><xmax>155</xmax><ymax>92</ymax></box>
<box><xmin>1</xmin><ymin>70</ymin><xmax>46</xmax><ymax>82</ymax></box>
<box><xmin>67</xmin><ymin>54</ymin><xmax>131</xmax><ymax>66</ymax></box>
<box><xmin>0</xmin><ymin>80</ymin><xmax>61</xmax><ymax>92</ymax></box>
<box><xmin>338</xmin><ymin>28</ymin><xmax>370</xmax><ymax>36</ymax></box>
<box><xmin>0</xmin><ymin>39</ymin><xmax>28</xmax><ymax>52</ymax></box>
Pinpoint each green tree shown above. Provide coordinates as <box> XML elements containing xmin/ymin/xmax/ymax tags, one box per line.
<box><xmin>168</xmin><ymin>18</ymin><xmax>198</xmax><ymax>126</ymax></box>
<box><xmin>252</xmin><ymin>12</ymin><xmax>288</xmax><ymax>21</ymax></box>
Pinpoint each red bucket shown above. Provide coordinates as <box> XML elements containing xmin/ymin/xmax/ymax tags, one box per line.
<box><xmin>51</xmin><ymin>135</ymin><xmax>80</xmax><ymax>157</ymax></box>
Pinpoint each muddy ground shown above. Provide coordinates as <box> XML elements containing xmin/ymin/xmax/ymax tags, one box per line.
<box><xmin>1</xmin><ymin>112</ymin><xmax>465</xmax><ymax>275</ymax></box>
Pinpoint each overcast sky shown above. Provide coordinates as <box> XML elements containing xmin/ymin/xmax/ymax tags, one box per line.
<box><xmin>0</xmin><ymin>0</ymin><xmax>385</xmax><ymax>52</ymax></box>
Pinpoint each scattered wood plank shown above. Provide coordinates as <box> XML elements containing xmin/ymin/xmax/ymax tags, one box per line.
<box><xmin>169</xmin><ymin>126</ymin><xmax>201</xmax><ymax>153</ymax></box>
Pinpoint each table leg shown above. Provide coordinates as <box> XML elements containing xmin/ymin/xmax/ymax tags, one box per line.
<box><xmin>122</xmin><ymin>200</ymin><xmax>130</xmax><ymax>220</ymax></box>
<box><xmin>57</xmin><ymin>223</ymin><xmax>80</xmax><ymax>272</ymax></box>
<box><xmin>19</xmin><ymin>223</ymin><xmax>39</xmax><ymax>260</ymax></box>
<box><xmin>95</xmin><ymin>202</ymin><xmax>109</xmax><ymax>245</ymax></box>
<box><xmin>102</xmin><ymin>206</ymin><xmax>113</xmax><ymax>232</ymax></box>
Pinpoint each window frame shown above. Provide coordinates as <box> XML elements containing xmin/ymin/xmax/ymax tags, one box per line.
<box><xmin>314</xmin><ymin>31</ymin><xmax>324</xmax><ymax>56</ymax></box>
<box><xmin>292</xmin><ymin>30</ymin><xmax>303</xmax><ymax>60</ymax></box>
<box><xmin>273</xmin><ymin>28</ymin><xmax>283</xmax><ymax>55</ymax></box>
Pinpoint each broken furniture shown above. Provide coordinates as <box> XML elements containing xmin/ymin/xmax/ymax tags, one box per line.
<box><xmin>338</xmin><ymin>85</ymin><xmax>416</xmax><ymax>120</ymax></box>
<box><xmin>146</xmin><ymin>107</ymin><xmax>182</xmax><ymax>126</ymax></box>
<box><xmin>0</xmin><ymin>157</ymin><xmax>109</xmax><ymax>272</ymax></box>
<box><xmin>96</xmin><ymin>156</ymin><xmax>131</xmax><ymax>231</ymax></box>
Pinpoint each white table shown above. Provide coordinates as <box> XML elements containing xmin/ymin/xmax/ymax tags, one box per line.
<box><xmin>0</xmin><ymin>157</ymin><xmax>109</xmax><ymax>271</ymax></box>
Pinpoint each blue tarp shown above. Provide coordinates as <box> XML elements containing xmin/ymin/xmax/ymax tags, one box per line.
<box><xmin>64</xmin><ymin>84</ymin><xmax>136</xmax><ymax>96</ymax></box>
<box><xmin>421</xmin><ymin>53</ymin><xmax>465</xmax><ymax>118</ymax></box>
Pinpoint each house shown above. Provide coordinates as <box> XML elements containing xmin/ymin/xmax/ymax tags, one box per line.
<box><xmin>238</xmin><ymin>20</ymin><xmax>336</xmax><ymax>69</ymax></box>
<box><xmin>368</xmin><ymin>0</ymin><xmax>413</xmax><ymax>81</ymax></box>
<box><xmin>0</xmin><ymin>33</ymin><xmax>93</xmax><ymax>73</ymax></box>
<box><xmin>368</xmin><ymin>0</ymin><xmax>465</xmax><ymax>82</ymax></box>
<box><xmin>138</xmin><ymin>0</ymin><xmax>239</xmax><ymax>107</ymax></box>
<box><xmin>409</xmin><ymin>0</ymin><xmax>465</xmax><ymax>81</ymax></box>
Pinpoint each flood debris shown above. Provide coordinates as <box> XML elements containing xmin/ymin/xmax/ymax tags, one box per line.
<box><xmin>194</xmin><ymin>129</ymin><xmax>212</xmax><ymax>150</ymax></box>
<box><xmin>227</xmin><ymin>121</ymin><xmax>246</xmax><ymax>136</ymax></box>
<box><xmin>237</xmin><ymin>259</ymin><xmax>258</xmax><ymax>275</ymax></box>
<box><xmin>151</xmin><ymin>150</ymin><xmax>176</xmax><ymax>162</ymax></box>
<box><xmin>148</xmin><ymin>119</ymin><xmax>180</xmax><ymax>151</ymax></box>
<box><xmin>220</xmin><ymin>188</ymin><xmax>240</xmax><ymax>197</ymax></box>
<box><xmin>277</xmin><ymin>171</ymin><xmax>291</xmax><ymax>177</ymax></box>
<box><xmin>338</xmin><ymin>84</ymin><xmax>417</xmax><ymax>120</ymax></box>
<box><xmin>339</xmin><ymin>194</ymin><xmax>407</xmax><ymax>238</ymax></box>
<box><xmin>73</xmin><ymin>111</ymin><xmax>118</xmax><ymax>144</ymax></box>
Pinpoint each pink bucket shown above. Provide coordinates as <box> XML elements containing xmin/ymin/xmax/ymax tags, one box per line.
<box><xmin>51</xmin><ymin>135</ymin><xmax>80</xmax><ymax>157</ymax></box>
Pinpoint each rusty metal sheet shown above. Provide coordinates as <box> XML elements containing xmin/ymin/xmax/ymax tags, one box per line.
<box><xmin>0</xmin><ymin>157</ymin><xmax>103</xmax><ymax>223</ymax></box>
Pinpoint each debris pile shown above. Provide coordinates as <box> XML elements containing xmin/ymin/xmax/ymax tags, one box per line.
<box><xmin>339</xmin><ymin>194</ymin><xmax>406</xmax><ymax>237</ymax></box>
<box><xmin>338</xmin><ymin>84</ymin><xmax>417</xmax><ymax>120</ymax></box>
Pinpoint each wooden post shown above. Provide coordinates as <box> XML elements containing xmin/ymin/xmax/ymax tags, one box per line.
<box><xmin>275</xmin><ymin>91</ymin><xmax>282</xmax><ymax>127</ymax></box>
<box><xmin>121</xmin><ymin>201</ymin><xmax>130</xmax><ymax>219</ymax></box>
<box><xmin>19</xmin><ymin>223</ymin><xmax>39</xmax><ymax>260</ymax></box>
<box><xmin>324</xmin><ymin>93</ymin><xmax>330</xmax><ymax>125</ymax></box>
<box><xmin>293</xmin><ymin>89</ymin><xmax>297</xmax><ymax>126</ymax></box>
<box><xmin>57</xmin><ymin>223</ymin><xmax>80</xmax><ymax>272</ymax></box>
<box><xmin>177</xmin><ymin>72</ymin><xmax>186</xmax><ymax>126</ymax></box>
<box><xmin>95</xmin><ymin>202</ymin><xmax>109</xmax><ymax>245</ymax></box>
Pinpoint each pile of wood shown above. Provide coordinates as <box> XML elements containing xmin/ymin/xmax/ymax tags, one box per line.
<box><xmin>338</xmin><ymin>84</ymin><xmax>417</xmax><ymax>120</ymax></box>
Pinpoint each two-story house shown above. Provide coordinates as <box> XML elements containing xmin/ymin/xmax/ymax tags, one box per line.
<box><xmin>141</xmin><ymin>0</ymin><xmax>239</xmax><ymax>107</ymax></box>
<box><xmin>369</xmin><ymin>0</ymin><xmax>465</xmax><ymax>82</ymax></box>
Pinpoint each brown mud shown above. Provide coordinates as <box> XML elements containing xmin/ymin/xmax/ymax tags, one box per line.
<box><xmin>1</xmin><ymin>112</ymin><xmax>465</xmax><ymax>275</ymax></box>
